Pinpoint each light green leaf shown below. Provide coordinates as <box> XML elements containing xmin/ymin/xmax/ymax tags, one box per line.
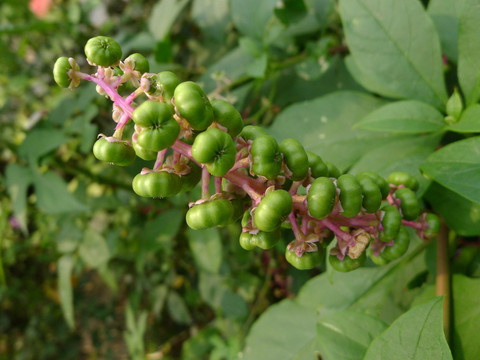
<box><xmin>458</xmin><ymin>0</ymin><xmax>480</xmax><ymax>105</ymax></box>
<box><xmin>452</xmin><ymin>274</ymin><xmax>480</xmax><ymax>360</ymax></box>
<box><xmin>78</xmin><ymin>229</ymin><xmax>110</xmax><ymax>268</ymax></box>
<box><xmin>364</xmin><ymin>297</ymin><xmax>452</xmax><ymax>360</ymax></box>
<box><xmin>243</xmin><ymin>300</ymin><xmax>319</xmax><ymax>360</ymax></box>
<box><xmin>356</xmin><ymin>100</ymin><xmax>446</xmax><ymax>133</ymax></box>
<box><xmin>428</xmin><ymin>0</ymin><xmax>462</xmax><ymax>63</ymax></box>
<box><xmin>230</xmin><ymin>0</ymin><xmax>278</xmax><ymax>40</ymax></box>
<box><xmin>339</xmin><ymin>0</ymin><xmax>448</xmax><ymax>108</ymax></box>
<box><xmin>58</xmin><ymin>255</ymin><xmax>75</xmax><ymax>329</ymax></box>
<box><xmin>268</xmin><ymin>91</ymin><xmax>397</xmax><ymax>171</ymax></box>
<box><xmin>448</xmin><ymin>104</ymin><xmax>480</xmax><ymax>133</ymax></box>
<box><xmin>424</xmin><ymin>182</ymin><xmax>480</xmax><ymax>236</ymax></box>
<box><xmin>187</xmin><ymin>228</ymin><xmax>222</xmax><ymax>274</ymax></box>
<box><xmin>350</xmin><ymin>134</ymin><xmax>441</xmax><ymax>196</ymax></box>
<box><xmin>33</xmin><ymin>170</ymin><xmax>88</xmax><ymax>214</ymax></box>
<box><xmin>148</xmin><ymin>0</ymin><xmax>190</xmax><ymax>41</ymax></box>
<box><xmin>316</xmin><ymin>311</ymin><xmax>388</xmax><ymax>360</ymax></box>
<box><xmin>421</xmin><ymin>136</ymin><xmax>480</xmax><ymax>204</ymax></box>
<box><xmin>5</xmin><ymin>163</ymin><xmax>33</xmax><ymax>233</ymax></box>
<box><xmin>167</xmin><ymin>290</ymin><xmax>192</xmax><ymax>325</ymax></box>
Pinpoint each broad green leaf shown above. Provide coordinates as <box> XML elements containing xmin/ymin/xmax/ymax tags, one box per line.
<box><xmin>350</xmin><ymin>134</ymin><xmax>441</xmax><ymax>196</ymax></box>
<box><xmin>187</xmin><ymin>228</ymin><xmax>222</xmax><ymax>274</ymax></box>
<box><xmin>448</xmin><ymin>104</ymin><xmax>480</xmax><ymax>133</ymax></box>
<box><xmin>198</xmin><ymin>272</ymin><xmax>248</xmax><ymax>318</ymax></box>
<box><xmin>58</xmin><ymin>255</ymin><xmax>75</xmax><ymax>329</ymax></box>
<box><xmin>452</xmin><ymin>274</ymin><xmax>480</xmax><ymax>360</ymax></box>
<box><xmin>230</xmin><ymin>0</ymin><xmax>278</xmax><ymax>40</ymax></box>
<box><xmin>274</xmin><ymin>56</ymin><xmax>366</xmax><ymax>108</ymax></box>
<box><xmin>167</xmin><ymin>290</ymin><xmax>192</xmax><ymax>325</ymax></box>
<box><xmin>316</xmin><ymin>311</ymin><xmax>388</xmax><ymax>360</ymax></box>
<box><xmin>311</xmin><ymin>0</ymin><xmax>336</xmax><ymax>30</ymax></box>
<box><xmin>5</xmin><ymin>163</ymin><xmax>33</xmax><ymax>232</ymax></box>
<box><xmin>191</xmin><ymin>0</ymin><xmax>229</xmax><ymax>42</ymax></box>
<box><xmin>364</xmin><ymin>297</ymin><xmax>452</xmax><ymax>359</ymax></box>
<box><xmin>18</xmin><ymin>128</ymin><xmax>68</xmax><ymax>164</ymax></box>
<box><xmin>33</xmin><ymin>170</ymin><xmax>88</xmax><ymax>214</ymax></box>
<box><xmin>421</xmin><ymin>136</ymin><xmax>480</xmax><ymax>204</ymax></box>
<box><xmin>339</xmin><ymin>0</ymin><xmax>448</xmax><ymax>109</ymax></box>
<box><xmin>458</xmin><ymin>0</ymin><xmax>480</xmax><ymax>105</ymax></box>
<box><xmin>269</xmin><ymin>91</ymin><xmax>396</xmax><ymax>171</ymax></box>
<box><xmin>424</xmin><ymin>182</ymin><xmax>480</xmax><ymax>236</ymax></box>
<box><xmin>428</xmin><ymin>0</ymin><xmax>462</xmax><ymax>63</ymax></box>
<box><xmin>148</xmin><ymin>0</ymin><xmax>190</xmax><ymax>41</ymax></box>
<box><xmin>78</xmin><ymin>229</ymin><xmax>110</xmax><ymax>268</ymax></box>
<box><xmin>243</xmin><ymin>300</ymin><xmax>319</xmax><ymax>360</ymax></box>
<box><xmin>355</xmin><ymin>100</ymin><xmax>446</xmax><ymax>134</ymax></box>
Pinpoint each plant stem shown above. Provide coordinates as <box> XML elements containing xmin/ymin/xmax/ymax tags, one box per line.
<box><xmin>436</xmin><ymin>221</ymin><xmax>451</xmax><ymax>344</ymax></box>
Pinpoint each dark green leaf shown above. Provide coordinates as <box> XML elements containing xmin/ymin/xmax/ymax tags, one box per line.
<box><xmin>424</xmin><ymin>182</ymin><xmax>480</xmax><ymax>236</ymax></box>
<box><xmin>364</xmin><ymin>297</ymin><xmax>452</xmax><ymax>360</ymax></box>
<box><xmin>355</xmin><ymin>100</ymin><xmax>446</xmax><ymax>133</ymax></box>
<box><xmin>148</xmin><ymin>0</ymin><xmax>189</xmax><ymax>41</ymax></box>
<box><xmin>421</xmin><ymin>136</ymin><xmax>480</xmax><ymax>204</ymax></box>
<box><xmin>448</xmin><ymin>104</ymin><xmax>480</xmax><ymax>133</ymax></box>
<box><xmin>316</xmin><ymin>311</ymin><xmax>387</xmax><ymax>360</ymax></box>
<box><xmin>18</xmin><ymin>128</ymin><xmax>69</xmax><ymax>164</ymax></box>
<box><xmin>339</xmin><ymin>0</ymin><xmax>448</xmax><ymax>108</ymax></box>
<box><xmin>58</xmin><ymin>255</ymin><xmax>75</xmax><ymax>329</ymax></box>
<box><xmin>452</xmin><ymin>274</ymin><xmax>480</xmax><ymax>360</ymax></box>
<box><xmin>5</xmin><ymin>163</ymin><xmax>33</xmax><ymax>232</ymax></box>
<box><xmin>428</xmin><ymin>0</ymin><xmax>462</xmax><ymax>63</ymax></box>
<box><xmin>230</xmin><ymin>0</ymin><xmax>278</xmax><ymax>40</ymax></box>
<box><xmin>269</xmin><ymin>91</ymin><xmax>396</xmax><ymax>171</ymax></box>
<box><xmin>33</xmin><ymin>170</ymin><xmax>88</xmax><ymax>214</ymax></box>
<box><xmin>78</xmin><ymin>229</ymin><xmax>110</xmax><ymax>268</ymax></box>
<box><xmin>167</xmin><ymin>291</ymin><xmax>192</xmax><ymax>325</ymax></box>
<box><xmin>458</xmin><ymin>0</ymin><xmax>480</xmax><ymax>105</ymax></box>
<box><xmin>187</xmin><ymin>228</ymin><xmax>222</xmax><ymax>274</ymax></box>
<box><xmin>243</xmin><ymin>300</ymin><xmax>319</xmax><ymax>360</ymax></box>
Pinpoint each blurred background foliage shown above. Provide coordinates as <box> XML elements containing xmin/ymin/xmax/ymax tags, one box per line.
<box><xmin>0</xmin><ymin>0</ymin><xmax>344</xmax><ymax>358</ymax></box>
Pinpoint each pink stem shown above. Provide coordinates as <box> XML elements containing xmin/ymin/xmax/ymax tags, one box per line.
<box><xmin>153</xmin><ymin>149</ymin><xmax>168</xmax><ymax>170</ymax></box>
<box><xmin>202</xmin><ymin>166</ymin><xmax>210</xmax><ymax>199</ymax></box>
<box><xmin>288</xmin><ymin>212</ymin><xmax>304</xmax><ymax>242</ymax></box>
<box><xmin>215</xmin><ymin>177</ymin><xmax>222</xmax><ymax>194</ymax></box>
<box><xmin>402</xmin><ymin>219</ymin><xmax>423</xmax><ymax>230</ymax></box>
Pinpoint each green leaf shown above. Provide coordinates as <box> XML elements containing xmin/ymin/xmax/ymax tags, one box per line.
<box><xmin>339</xmin><ymin>0</ymin><xmax>448</xmax><ymax>108</ymax></box>
<box><xmin>18</xmin><ymin>128</ymin><xmax>69</xmax><ymax>164</ymax></box>
<box><xmin>5</xmin><ymin>163</ymin><xmax>33</xmax><ymax>233</ymax></box>
<box><xmin>316</xmin><ymin>311</ymin><xmax>388</xmax><ymax>360</ymax></box>
<box><xmin>452</xmin><ymin>274</ymin><xmax>480</xmax><ymax>360</ymax></box>
<box><xmin>269</xmin><ymin>91</ymin><xmax>396</xmax><ymax>171</ymax></box>
<box><xmin>78</xmin><ymin>229</ymin><xmax>111</xmax><ymax>268</ymax></box>
<box><xmin>230</xmin><ymin>0</ymin><xmax>278</xmax><ymax>40</ymax></box>
<box><xmin>148</xmin><ymin>0</ymin><xmax>190</xmax><ymax>41</ymax></box>
<box><xmin>421</xmin><ymin>136</ymin><xmax>480</xmax><ymax>204</ymax></box>
<box><xmin>448</xmin><ymin>104</ymin><xmax>480</xmax><ymax>133</ymax></box>
<box><xmin>243</xmin><ymin>300</ymin><xmax>319</xmax><ymax>360</ymax></box>
<box><xmin>350</xmin><ymin>134</ymin><xmax>441</xmax><ymax>196</ymax></box>
<box><xmin>364</xmin><ymin>297</ymin><xmax>452</xmax><ymax>360</ymax></box>
<box><xmin>458</xmin><ymin>0</ymin><xmax>480</xmax><ymax>105</ymax></box>
<box><xmin>167</xmin><ymin>290</ymin><xmax>192</xmax><ymax>325</ymax></box>
<box><xmin>58</xmin><ymin>255</ymin><xmax>75</xmax><ymax>329</ymax></box>
<box><xmin>191</xmin><ymin>0</ymin><xmax>229</xmax><ymax>42</ymax></box>
<box><xmin>33</xmin><ymin>170</ymin><xmax>88</xmax><ymax>214</ymax></box>
<box><xmin>355</xmin><ymin>100</ymin><xmax>446</xmax><ymax>134</ymax></box>
<box><xmin>187</xmin><ymin>228</ymin><xmax>222</xmax><ymax>274</ymax></box>
<box><xmin>424</xmin><ymin>182</ymin><xmax>480</xmax><ymax>236</ymax></box>
<box><xmin>427</xmin><ymin>0</ymin><xmax>462</xmax><ymax>63</ymax></box>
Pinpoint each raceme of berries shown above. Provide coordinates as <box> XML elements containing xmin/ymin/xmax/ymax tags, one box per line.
<box><xmin>53</xmin><ymin>36</ymin><xmax>442</xmax><ymax>272</ymax></box>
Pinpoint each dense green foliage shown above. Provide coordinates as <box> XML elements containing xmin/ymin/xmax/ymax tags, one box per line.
<box><xmin>2</xmin><ymin>0</ymin><xmax>480</xmax><ymax>359</ymax></box>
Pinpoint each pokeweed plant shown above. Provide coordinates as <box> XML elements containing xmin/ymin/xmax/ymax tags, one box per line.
<box><xmin>54</xmin><ymin>36</ymin><xmax>440</xmax><ymax>275</ymax></box>
<box><xmin>45</xmin><ymin>0</ymin><xmax>480</xmax><ymax>358</ymax></box>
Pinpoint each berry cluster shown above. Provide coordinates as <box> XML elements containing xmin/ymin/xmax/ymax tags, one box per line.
<box><xmin>53</xmin><ymin>36</ymin><xmax>441</xmax><ymax>271</ymax></box>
